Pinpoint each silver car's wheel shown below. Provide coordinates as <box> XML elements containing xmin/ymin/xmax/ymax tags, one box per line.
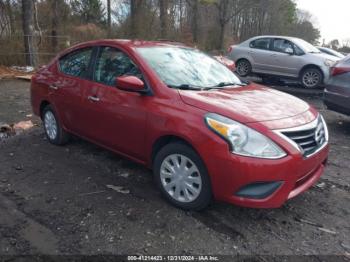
<box><xmin>44</xmin><ymin>111</ymin><xmax>58</xmax><ymax>140</ymax></box>
<box><xmin>236</xmin><ymin>59</ymin><xmax>251</xmax><ymax>77</ymax></box>
<box><xmin>301</xmin><ymin>68</ymin><xmax>322</xmax><ymax>88</ymax></box>
<box><xmin>160</xmin><ymin>154</ymin><xmax>202</xmax><ymax>203</ymax></box>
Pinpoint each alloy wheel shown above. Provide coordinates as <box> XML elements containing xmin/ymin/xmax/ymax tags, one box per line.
<box><xmin>236</xmin><ymin>60</ymin><xmax>250</xmax><ymax>76</ymax></box>
<box><xmin>302</xmin><ymin>70</ymin><xmax>321</xmax><ymax>88</ymax></box>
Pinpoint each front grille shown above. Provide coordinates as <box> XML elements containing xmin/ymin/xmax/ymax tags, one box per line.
<box><xmin>281</xmin><ymin>116</ymin><xmax>327</xmax><ymax>157</ymax></box>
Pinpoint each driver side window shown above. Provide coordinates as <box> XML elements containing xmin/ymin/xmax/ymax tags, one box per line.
<box><xmin>94</xmin><ymin>46</ymin><xmax>142</xmax><ymax>86</ymax></box>
<box><xmin>272</xmin><ymin>39</ymin><xmax>294</xmax><ymax>54</ymax></box>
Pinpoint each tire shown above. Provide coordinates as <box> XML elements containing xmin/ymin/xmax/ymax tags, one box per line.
<box><xmin>300</xmin><ymin>68</ymin><xmax>323</xmax><ymax>88</ymax></box>
<box><xmin>153</xmin><ymin>142</ymin><xmax>212</xmax><ymax>211</ymax></box>
<box><xmin>42</xmin><ymin>104</ymin><xmax>70</xmax><ymax>145</ymax></box>
<box><xmin>236</xmin><ymin>59</ymin><xmax>252</xmax><ymax>77</ymax></box>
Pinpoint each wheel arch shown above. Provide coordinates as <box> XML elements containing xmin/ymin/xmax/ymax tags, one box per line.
<box><xmin>299</xmin><ymin>64</ymin><xmax>325</xmax><ymax>79</ymax></box>
<box><xmin>39</xmin><ymin>100</ymin><xmax>51</xmax><ymax>118</ymax></box>
<box><xmin>150</xmin><ymin>135</ymin><xmax>199</xmax><ymax>168</ymax></box>
<box><xmin>236</xmin><ymin>57</ymin><xmax>252</xmax><ymax>65</ymax></box>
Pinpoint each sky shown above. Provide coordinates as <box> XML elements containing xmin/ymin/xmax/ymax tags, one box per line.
<box><xmin>295</xmin><ymin>0</ymin><xmax>350</xmax><ymax>45</ymax></box>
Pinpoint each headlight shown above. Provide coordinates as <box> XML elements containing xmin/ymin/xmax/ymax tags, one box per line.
<box><xmin>324</xmin><ymin>59</ymin><xmax>335</xmax><ymax>67</ymax></box>
<box><xmin>205</xmin><ymin>113</ymin><xmax>286</xmax><ymax>159</ymax></box>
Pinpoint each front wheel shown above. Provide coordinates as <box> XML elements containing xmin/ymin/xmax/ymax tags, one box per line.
<box><xmin>153</xmin><ymin>142</ymin><xmax>212</xmax><ymax>210</ymax></box>
<box><xmin>300</xmin><ymin>68</ymin><xmax>323</xmax><ymax>88</ymax></box>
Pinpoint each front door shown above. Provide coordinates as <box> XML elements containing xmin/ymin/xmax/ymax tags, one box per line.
<box><xmin>269</xmin><ymin>38</ymin><xmax>303</xmax><ymax>77</ymax></box>
<box><xmin>82</xmin><ymin>46</ymin><xmax>148</xmax><ymax>161</ymax></box>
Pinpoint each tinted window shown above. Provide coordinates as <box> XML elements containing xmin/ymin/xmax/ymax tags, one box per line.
<box><xmin>59</xmin><ymin>48</ymin><xmax>92</xmax><ymax>78</ymax></box>
<box><xmin>249</xmin><ymin>38</ymin><xmax>270</xmax><ymax>50</ymax></box>
<box><xmin>94</xmin><ymin>46</ymin><xmax>142</xmax><ymax>86</ymax></box>
<box><xmin>272</xmin><ymin>39</ymin><xmax>294</xmax><ymax>54</ymax></box>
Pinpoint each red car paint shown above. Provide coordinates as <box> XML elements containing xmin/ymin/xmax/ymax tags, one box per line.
<box><xmin>31</xmin><ymin>40</ymin><xmax>329</xmax><ymax>208</ymax></box>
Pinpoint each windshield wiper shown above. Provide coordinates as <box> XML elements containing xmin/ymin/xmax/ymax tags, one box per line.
<box><xmin>168</xmin><ymin>84</ymin><xmax>204</xmax><ymax>90</ymax></box>
<box><xmin>206</xmin><ymin>82</ymin><xmax>247</xmax><ymax>89</ymax></box>
<box><xmin>168</xmin><ymin>82</ymin><xmax>247</xmax><ymax>91</ymax></box>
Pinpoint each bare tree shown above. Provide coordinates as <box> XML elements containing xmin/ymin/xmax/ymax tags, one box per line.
<box><xmin>21</xmin><ymin>0</ymin><xmax>37</xmax><ymax>66</ymax></box>
<box><xmin>159</xmin><ymin>0</ymin><xmax>168</xmax><ymax>39</ymax></box>
<box><xmin>186</xmin><ymin>0</ymin><xmax>199</xmax><ymax>43</ymax></box>
<box><xmin>214</xmin><ymin>0</ymin><xmax>253</xmax><ymax>50</ymax></box>
<box><xmin>107</xmin><ymin>0</ymin><xmax>111</xmax><ymax>36</ymax></box>
<box><xmin>129</xmin><ymin>0</ymin><xmax>143</xmax><ymax>38</ymax></box>
<box><xmin>51</xmin><ymin>0</ymin><xmax>59</xmax><ymax>51</ymax></box>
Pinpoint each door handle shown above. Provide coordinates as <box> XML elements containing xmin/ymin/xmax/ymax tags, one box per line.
<box><xmin>49</xmin><ymin>84</ymin><xmax>58</xmax><ymax>90</ymax></box>
<box><xmin>88</xmin><ymin>96</ymin><xmax>100</xmax><ymax>102</ymax></box>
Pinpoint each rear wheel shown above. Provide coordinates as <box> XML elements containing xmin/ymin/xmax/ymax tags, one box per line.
<box><xmin>236</xmin><ymin>59</ymin><xmax>252</xmax><ymax>77</ymax></box>
<box><xmin>153</xmin><ymin>142</ymin><xmax>212</xmax><ymax>210</ymax></box>
<box><xmin>42</xmin><ymin>105</ymin><xmax>70</xmax><ymax>145</ymax></box>
<box><xmin>300</xmin><ymin>68</ymin><xmax>323</xmax><ymax>88</ymax></box>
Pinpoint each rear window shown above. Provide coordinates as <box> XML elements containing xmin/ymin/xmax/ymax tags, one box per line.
<box><xmin>249</xmin><ymin>38</ymin><xmax>270</xmax><ymax>50</ymax></box>
<box><xmin>59</xmin><ymin>48</ymin><xmax>93</xmax><ymax>79</ymax></box>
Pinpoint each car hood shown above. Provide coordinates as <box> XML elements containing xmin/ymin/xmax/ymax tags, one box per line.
<box><xmin>310</xmin><ymin>52</ymin><xmax>341</xmax><ymax>61</ymax></box>
<box><xmin>179</xmin><ymin>83</ymin><xmax>313</xmax><ymax>127</ymax></box>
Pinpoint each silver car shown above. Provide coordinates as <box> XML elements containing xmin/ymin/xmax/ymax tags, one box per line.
<box><xmin>324</xmin><ymin>55</ymin><xmax>350</xmax><ymax>115</ymax></box>
<box><xmin>317</xmin><ymin>46</ymin><xmax>345</xmax><ymax>59</ymax></box>
<box><xmin>228</xmin><ymin>36</ymin><xmax>340</xmax><ymax>88</ymax></box>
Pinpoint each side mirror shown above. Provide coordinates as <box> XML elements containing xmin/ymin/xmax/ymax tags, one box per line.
<box><xmin>116</xmin><ymin>75</ymin><xmax>145</xmax><ymax>92</ymax></box>
<box><xmin>285</xmin><ymin>47</ymin><xmax>294</xmax><ymax>55</ymax></box>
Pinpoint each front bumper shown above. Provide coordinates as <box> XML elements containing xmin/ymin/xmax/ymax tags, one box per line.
<box><xmin>201</xmin><ymin>141</ymin><xmax>329</xmax><ymax>209</ymax></box>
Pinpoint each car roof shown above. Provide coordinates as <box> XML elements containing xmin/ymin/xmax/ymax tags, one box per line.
<box><xmin>247</xmin><ymin>35</ymin><xmax>302</xmax><ymax>42</ymax></box>
<box><xmin>57</xmin><ymin>39</ymin><xmax>190</xmax><ymax>58</ymax></box>
<box><xmin>71</xmin><ymin>39</ymin><xmax>188</xmax><ymax>49</ymax></box>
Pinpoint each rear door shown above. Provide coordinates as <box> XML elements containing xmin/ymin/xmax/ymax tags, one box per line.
<box><xmin>51</xmin><ymin>47</ymin><xmax>95</xmax><ymax>134</ymax></box>
<box><xmin>81</xmin><ymin>46</ymin><xmax>148</xmax><ymax>160</ymax></box>
<box><xmin>248</xmin><ymin>37</ymin><xmax>275</xmax><ymax>73</ymax></box>
<box><xmin>268</xmin><ymin>38</ymin><xmax>303</xmax><ymax>77</ymax></box>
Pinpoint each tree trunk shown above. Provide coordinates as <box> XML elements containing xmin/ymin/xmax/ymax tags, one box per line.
<box><xmin>6</xmin><ymin>0</ymin><xmax>15</xmax><ymax>35</ymax></box>
<box><xmin>191</xmin><ymin>0</ymin><xmax>199</xmax><ymax>43</ymax></box>
<box><xmin>107</xmin><ymin>0</ymin><xmax>111</xmax><ymax>37</ymax></box>
<box><xmin>130</xmin><ymin>0</ymin><xmax>143</xmax><ymax>38</ymax></box>
<box><xmin>51</xmin><ymin>0</ymin><xmax>59</xmax><ymax>52</ymax></box>
<box><xmin>159</xmin><ymin>0</ymin><xmax>168</xmax><ymax>39</ymax></box>
<box><xmin>21</xmin><ymin>0</ymin><xmax>36</xmax><ymax>66</ymax></box>
<box><xmin>218</xmin><ymin>21</ymin><xmax>225</xmax><ymax>50</ymax></box>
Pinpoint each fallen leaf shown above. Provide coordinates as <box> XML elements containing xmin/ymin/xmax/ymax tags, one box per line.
<box><xmin>106</xmin><ymin>185</ymin><xmax>130</xmax><ymax>194</ymax></box>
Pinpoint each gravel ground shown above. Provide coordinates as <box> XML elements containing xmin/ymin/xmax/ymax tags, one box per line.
<box><xmin>0</xmin><ymin>79</ymin><xmax>349</xmax><ymax>258</ymax></box>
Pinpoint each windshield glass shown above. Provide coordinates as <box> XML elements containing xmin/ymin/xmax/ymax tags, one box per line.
<box><xmin>292</xmin><ymin>38</ymin><xmax>320</xmax><ymax>53</ymax></box>
<box><xmin>136</xmin><ymin>47</ymin><xmax>242</xmax><ymax>89</ymax></box>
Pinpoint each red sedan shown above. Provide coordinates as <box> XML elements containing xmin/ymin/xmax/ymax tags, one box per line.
<box><xmin>31</xmin><ymin>40</ymin><xmax>329</xmax><ymax>210</ymax></box>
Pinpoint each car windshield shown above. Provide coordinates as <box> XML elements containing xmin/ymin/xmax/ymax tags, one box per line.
<box><xmin>136</xmin><ymin>46</ymin><xmax>243</xmax><ymax>89</ymax></box>
<box><xmin>293</xmin><ymin>38</ymin><xmax>320</xmax><ymax>53</ymax></box>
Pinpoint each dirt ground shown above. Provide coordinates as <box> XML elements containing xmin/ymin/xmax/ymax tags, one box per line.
<box><xmin>0</xmin><ymin>79</ymin><xmax>349</xmax><ymax>258</ymax></box>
